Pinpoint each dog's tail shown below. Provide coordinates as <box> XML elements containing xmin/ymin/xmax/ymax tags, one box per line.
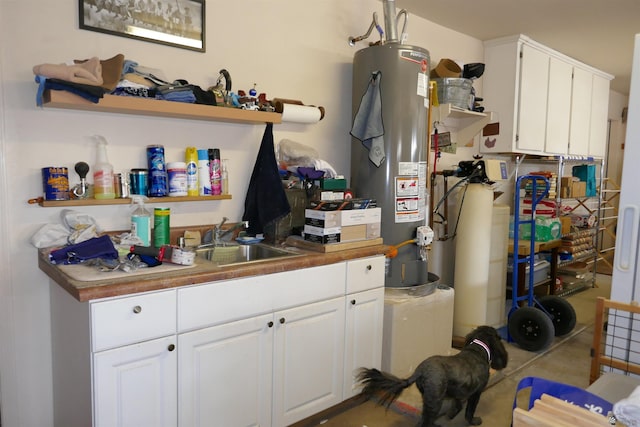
<box><xmin>356</xmin><ymin>368</ymin><xmax>416</xmax><ymax>408</ymax></box>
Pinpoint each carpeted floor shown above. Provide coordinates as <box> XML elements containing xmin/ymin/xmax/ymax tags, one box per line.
<box><xmin>294</xmin><ymin>274</ymin><xmax>612</xmax><ymax>427</ymax></box>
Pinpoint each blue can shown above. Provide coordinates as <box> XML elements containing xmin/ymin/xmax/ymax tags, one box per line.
<box><xmin>129</xmin><ymin>168</ymin><xmax>149</xmax><ymax>196</ymax></box>
<box><xmin>42</xmin><ymin>167</ymin><xmax>69</xmax><ymax>200</ymax></box>
<box><xmin>147</xmin><ymin>145</ymin><xmax>167</xmax><ymax>197</ymax></box>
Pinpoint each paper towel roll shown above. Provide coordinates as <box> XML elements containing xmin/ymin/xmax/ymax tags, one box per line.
<box><xmin>279</xmin><ymin>103</ymin><xmax>324</xmax><ymax>124</ymax></box>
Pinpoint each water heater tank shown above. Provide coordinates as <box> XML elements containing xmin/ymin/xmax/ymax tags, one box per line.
<box><xmin>350</xmin><ymin>43</ymin><xmax>431</xmax><ymax>288</ymax></box>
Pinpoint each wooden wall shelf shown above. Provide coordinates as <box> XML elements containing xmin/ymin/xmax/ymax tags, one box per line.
<box><xmin>42</xmin><ymin>90</ymin><xmax>282</xmax><ymax>124</ymax></box>
<box><xmin>35</xmin><ymin>195</ymin><xmax>232</xmax><ymax>207</ymax></box>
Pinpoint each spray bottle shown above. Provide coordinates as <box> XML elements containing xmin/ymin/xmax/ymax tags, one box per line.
<box><xmin>131</xmin><ymin>196</ymin><xmax>152</xmax><ymax>246</ymax></box>
<box><xmin>185</xmin><ymin>146</ymin><xmax>199</xmax><ymax>196</ymax></box>
<box><xmin>93</xmin><ymin>135</ymin><xmax>116</xmax><ymax>199</ymax></box>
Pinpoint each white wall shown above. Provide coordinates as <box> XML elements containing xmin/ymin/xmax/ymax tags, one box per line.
<box><xmin>0</xmin><ymin>1</ymin><xmax>487</xmax><ymax>425</ymax></box>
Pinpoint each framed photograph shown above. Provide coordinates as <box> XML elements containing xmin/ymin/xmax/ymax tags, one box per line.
<box><xmin>79</xmin><ymin>0</ymin><xmax>205</xmax><ymax>52</ymax></box>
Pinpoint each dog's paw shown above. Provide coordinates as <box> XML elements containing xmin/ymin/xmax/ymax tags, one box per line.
<box><xmin>468</xmin><ymin>416</ymin><xmax>482</xmax><ymax>425</ymax></box>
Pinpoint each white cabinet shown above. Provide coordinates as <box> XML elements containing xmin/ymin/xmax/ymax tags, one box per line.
<box><xmin>93</xmin><ymin>336</ymin><xmax>177</xmax><ymax>427</ymax></box>
<box><xmin>480</xmin><ymin>34</ymin><xmax>612</xmax><ymax>156</ymax></box>
<box><xmin>178</xmin><ymin>314</ymin><xmax>273</xmax><ymax>427</ymax></box>
<box><xmin>342</xmin><ymin>256</ymin><xmax>385</xmax><ymax>398</ymax></box>
<box><xmin>545</xmin><ymin>56</ymin><xmax>573</xmax><ymax>154</ymax></box>
<box><xmin>589</xmin><ymin>74</ymin><xmax>611</xmax><ymax>158</ymax></box>
<box><xmin>517</xmin><ymin>43</ymin><xmax>550</xmax><ymax>153</ymax></box>
<box><xmin>343</xmin><ymin>287</ymin><xmax>384</xmax><ymax>397</ymax></box>
<box><xmin>50</xmin><ymin>255</ymin><xmax>385</xmax><ymax>427</ymax></box>
<box><xmin>177</xmin><ymin>297</ymin><xmax>346</xmax><ymax>427</ymax></box>
<box><xmin>273</xmin><ymin>297</ymin><xmax>346</xmax><ymax>426</ymax></box>
<box><xmin>568</xmin><ymin>67</ymin><xmax>593</xmax><ymax>156</ymax></box>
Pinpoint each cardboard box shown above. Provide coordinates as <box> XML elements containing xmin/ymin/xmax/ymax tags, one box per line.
<box><xmin>560</xmin><ymin>216</ymin><xmax>572</xmax><ymax>235</ymax></box>
<box><xmin>319</xmin><ymin>191</ymin><xmax>344</xmax><ymax>201</ymax></box>
<box><xmin>340</xmin><ymin>207</ymin><xmax>382</xmax><ymax>226</ymax></box>
<box><xmin>366</xmin><ymin>222</ymin><xmax>381</xmax><ymax>239</ymax></box>
<box><xmin>571</xmin><ymin>181</ymin><xmax>586</xmax><ymax>198</ymax></box>
<box><xmin>320</xmin><ymin>178</ymin><xmax>347</xmax><ymax>190</ymax></box>
<box><xmin>303</xmin><ymin>225</ymin><xmax>341</xmax><ymax>244</ymax></box>
<box><xmin>340</xmin><ymin>225</ymin><xmax>367</xmax><ymax>242</ymax></box>
<box><xmin>305</xmin><ymin>209</ymin><xmax>340</xmax><ymax>228</ymax></box>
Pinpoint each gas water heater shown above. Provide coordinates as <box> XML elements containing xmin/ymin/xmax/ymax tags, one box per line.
<box><xmin>349</xmin><ymin>1</ymin><xmax>432</xmax><ymax>288</ymax></box>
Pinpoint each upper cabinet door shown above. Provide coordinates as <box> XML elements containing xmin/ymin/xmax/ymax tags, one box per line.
<box><xmin>569</xmin><ymin>67</ymin><xmax>593</xmax><ymax>155</ymax></box>
<box><xmin>517</xmin><ymin>43</ymin><xmax>550</xmax><ymax>152</ymax></box>
<box><xmin>589</xmin><ymin>74</ymin><xmax>611</xmax><ymax>158</ymax></box>
<box><xmin>545</xmin><ymin>57</ymin><xmax>573</xmax><ymax>154</ymax></box>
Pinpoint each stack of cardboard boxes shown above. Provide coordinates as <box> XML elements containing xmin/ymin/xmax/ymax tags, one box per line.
<box><xmin>303</xmin><ymin>202</ymin><xmax>381</xmax><ymax>244</ymax></box>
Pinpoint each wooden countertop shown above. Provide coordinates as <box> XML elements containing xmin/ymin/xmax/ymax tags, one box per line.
<box><xmin>39</xmin><ymin>243</ymin><xmax>389</xmax><ymax>302</ymax></box>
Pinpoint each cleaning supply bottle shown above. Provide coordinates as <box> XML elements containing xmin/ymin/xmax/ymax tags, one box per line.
<box><xmin>185</xmin><ymin>146</ymin><xmax>199</xmax><ymax>196</ymax></box>
<box><xmin>197</xmin><ymin>149</ymin><xmax>211</xmax><ymax>195</ymax></box>
<box><xmin>93</xmin><ymin>135</ymin><xmax>115</xmax><ymax>199</ymax></box>
<box><xmin>221</xmin><ymin>159</ymin><xmax>229</xmax><ymax>195</ymax></box>
<box><xmin>131</xmin><ymin>196</ymin><xmax>151</xmax><ymax>246</ymax></box>
<box><xmin>209</xmin><ymin>148</ymin><xmax>222</xmax><ymax>195</ymax></box>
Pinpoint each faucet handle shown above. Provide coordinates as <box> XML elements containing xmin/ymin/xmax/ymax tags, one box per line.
<box><xmin>216</xmin><ymin>217</ymin><xmax>229</xmax><ymax>229</ymax></box>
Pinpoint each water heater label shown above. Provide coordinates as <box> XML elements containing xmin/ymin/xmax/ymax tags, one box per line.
<box><xmin>395</xmin><ymin>161</ymin><xmax>427</xmax><ymax>223</ymax></box>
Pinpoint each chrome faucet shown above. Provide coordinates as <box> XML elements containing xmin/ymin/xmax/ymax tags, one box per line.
<box><xmin>213</xmin><ymin>218</ymin><xmax>249</xmax><ymax>245</ymax></box>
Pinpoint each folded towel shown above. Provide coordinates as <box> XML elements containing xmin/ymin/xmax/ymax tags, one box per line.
<box><xmin>614</xmin><ymin>385</ymin><xmax>640</xmax><ymax>426</ymax></box>
<box><xmin>242</xmin><ymin>123</ymin><xmax>291</xmax><ymax>236</ymax></box>
<box><xmin>351</xmin><ymin>71</ymin><xmax>386</xmax><ymax>167</ymax></box>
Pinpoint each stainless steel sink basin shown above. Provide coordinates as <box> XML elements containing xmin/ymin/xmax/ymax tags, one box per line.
<box><xmin>195</xmin><ymin>243</ymin><xmax>300</xmax><ymax>266</ymax></box>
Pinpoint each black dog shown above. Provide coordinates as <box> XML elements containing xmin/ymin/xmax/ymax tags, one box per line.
<box><xmin>357</xmin><ymin>325</ymin><xmax>508</xmax><ymax>427</ymax></box>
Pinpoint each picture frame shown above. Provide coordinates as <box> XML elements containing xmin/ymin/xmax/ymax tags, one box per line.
<box><xmin>79</xmin><ymin>0</ymin><xmax>205</xmax><ymax>52</ymax></box>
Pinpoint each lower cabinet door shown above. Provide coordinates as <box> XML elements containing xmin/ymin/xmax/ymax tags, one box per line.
<box><xmin>272</xmin><ymin>297</ymin><xmax>346</xmax><ymax>427</ymax></box>
<box><xmin>93</xmin><ymin>335</ymin><xmax>177</xmax><ymax>427</ymax></box>
<box><xmin>343</xmin><ymin>287</ymin><xmax>385</xmax><ymax>398</ymax></box>
<box><xmin>178</xmin><ymin>314</ymin><xmax>273</xmax><ymax>427</ymax></box>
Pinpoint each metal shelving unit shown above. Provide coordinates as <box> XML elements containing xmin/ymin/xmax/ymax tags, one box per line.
<box><xmin>513</xmin><ymin>155</ymin><xmax>604</xmax><ymax>297</ymax></box>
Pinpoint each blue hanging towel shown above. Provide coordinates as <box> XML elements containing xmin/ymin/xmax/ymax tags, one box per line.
<box><xmin>350</xmin><ymin>71</ymin><xmax>385</xmax><ymax>167</ymax></box>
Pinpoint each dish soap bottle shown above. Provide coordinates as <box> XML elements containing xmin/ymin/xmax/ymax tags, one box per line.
<box><xmin>93</xmin><ymin>135</ymin><xmax>115</xmax><ymax>199</ymax></box>
<box><xmin>130</xmin><ymin>196</ymin><xmax>151</xmax><ymax>246</ymax></box>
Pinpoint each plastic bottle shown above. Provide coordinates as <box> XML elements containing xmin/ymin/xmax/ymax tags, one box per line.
<box><xmin>197</xmin><ymin>149</ymin><xmax>211</xmax><ymax>195</ymax></box>
<box><xmin>209</xmin><ymin>148</ymin><xmax>222</xmax><ymax>195</ymax></box>
<box><xmin>221</xmin><ymin>159</ymin><xmax>229</xmax><ymax>195</ymax></box>
<box><xmin>153</xmin><ymin>207</ymin><xmax>170</xmax><ymax>247</ymax></box>
<box><xmin>92</xmin><ymin>135</ymin><xmax>116</xmax><ymax>199</ymax></box>
<box><xmin>185</xmin><ymin>147</ymin><xmax>199</xmax><ymax>196</ymax></box>
<box><xmin>131</xmin><ymin>196</ymin><xmax>151</xmax><ymax>246</ymax></box>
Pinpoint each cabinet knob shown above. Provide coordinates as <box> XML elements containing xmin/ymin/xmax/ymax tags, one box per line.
<box><xmin>279</xmin><ymin>317</ymin><xmax>286</xmax><ymax>324</ymax></box>
<box><xmin>168</xmin><ymin>344</ymin><xmax>175</xmax><ymax>352</ymax></box>
<box><xmin>366</xmin><ymin>265</ymin><xmax>372</xmax><ymax>271</ymax></box>
<box><xmin>133</xmin><ymin>305</ymin><xmax>142</xmax><ymax>314</ymax></box>
<box><xmin>351</xmin><ymin>299</ymin><xmax>356</xmax><ymax>305</ymax></box>
<box><xmin>268</xmin><ymin>321</ymin><xmax>274</xmax><ymax>328</ymax></box>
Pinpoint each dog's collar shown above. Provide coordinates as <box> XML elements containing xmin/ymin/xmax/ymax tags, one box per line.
<box><xmin>471</xmin><ymin>339</ymin><xmax>491</xmax><ymax>362</ymax></box>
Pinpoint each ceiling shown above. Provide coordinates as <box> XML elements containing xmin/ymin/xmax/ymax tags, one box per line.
<box><xmin>395</xmin><ymin>0</ymin><xmax>640</xmax><ymax>95</ymax></box>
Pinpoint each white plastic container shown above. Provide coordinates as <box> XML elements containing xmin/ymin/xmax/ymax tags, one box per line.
<box><xmin>167</xmin><ymin>162</ymin><xmax>188</xmax><ymax>197</ymax></box>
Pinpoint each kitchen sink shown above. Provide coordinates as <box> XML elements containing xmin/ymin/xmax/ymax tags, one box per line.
<box><xmin>195</xmin><ymin>243</ymin><xmax>301</xmax><ymax>266</ymax></box>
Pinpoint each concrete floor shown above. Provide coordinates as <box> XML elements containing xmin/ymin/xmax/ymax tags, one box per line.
<box><xmin>292</xmin><ymin>274</ymin><xmax>612</xmax><ymax>427</ymax></box>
